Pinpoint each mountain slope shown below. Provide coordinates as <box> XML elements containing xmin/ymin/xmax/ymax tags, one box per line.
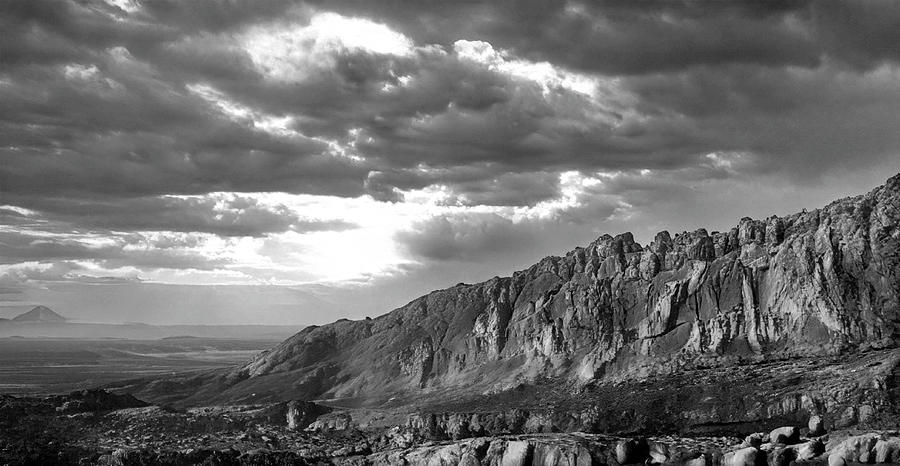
<box><xmin>12</xmin><ymin>306</ymin><xmax>67</xmax><ymax>323</ymax></box>
<box><xmin>131</xmin><ymin>174</ymin><xmax>900</xmax><ymax>412</ymax></box>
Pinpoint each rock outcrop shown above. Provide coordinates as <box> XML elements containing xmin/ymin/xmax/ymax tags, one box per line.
<box><xmin>133</xmin><ymin>174</ymin><xmax>900</xmax><ymax>431</ymax></box>
<box><xmin>286</xmin><ymin>400</ymin><xmax>331</xmax><ymax>430</ymax></box>
<box><xmin>54</xmin><ymin>390</ymin><xmax>147</xmax><ymax>414</ymax></box>
<box><xmin>6</xmin><ymin>387</ymin><xmax>897</xmax><ymax>466</ymax></box>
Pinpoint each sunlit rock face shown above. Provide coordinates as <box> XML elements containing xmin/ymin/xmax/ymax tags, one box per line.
<box><xmin>221</xmin><ymin>174</ymin><xmax>900</xmax><ymax>402</ymax></box>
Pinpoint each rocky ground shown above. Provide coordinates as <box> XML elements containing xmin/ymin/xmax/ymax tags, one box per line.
<box><xmin>1</xmin><ymin>388</ymin><xmax>899</xmax><ymax>465</ymax></box>
<box><xmin>416</xmin><ymin>348</ymin><xmax>900</xmax><ymax>437</ymax></box>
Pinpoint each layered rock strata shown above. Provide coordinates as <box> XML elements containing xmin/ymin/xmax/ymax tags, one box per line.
<box><xmin>132</xmin><ymin>175</ymin><xmax>900</xmax><ymax>430</ymax></box>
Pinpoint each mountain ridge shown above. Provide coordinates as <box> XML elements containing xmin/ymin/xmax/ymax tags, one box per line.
<box><xmin>129</xmin><ymin>174</ymin><xmax>900</xmax><ymax>418</ymax></box>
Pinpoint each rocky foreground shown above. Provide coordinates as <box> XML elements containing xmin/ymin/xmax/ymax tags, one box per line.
<box><xmin>2</xmin><ymin>389</ymin><xmax>899</xmax><ymax>465</ymax></box>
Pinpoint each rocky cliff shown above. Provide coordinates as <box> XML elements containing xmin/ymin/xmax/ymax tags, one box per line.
<box><xmin>132</xmin><ymin>174</ymin><xmax>900</xmax><ymax>424</ymax></box>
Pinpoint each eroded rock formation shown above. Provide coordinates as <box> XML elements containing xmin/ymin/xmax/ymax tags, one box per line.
<box><xmin>132</xmin><ymin>174</ymin><xmax>900</xmax><ymax>431</ymax></box>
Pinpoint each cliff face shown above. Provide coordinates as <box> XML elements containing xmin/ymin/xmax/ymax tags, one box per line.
<box><xmin>162</xmin><ymin>175</ymin><xmax>900</xmax><ymax>406</ymax></box>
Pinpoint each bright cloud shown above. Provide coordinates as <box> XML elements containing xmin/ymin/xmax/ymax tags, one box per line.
<box><xmin>453</xmin><ymin>40</ymin><xmax>599</xmax><ymax>97</ymax></box>
<box><xmin>242</xmin><ymin>12</ymin><xmax>415</xmax><ymax>82</ymax></box>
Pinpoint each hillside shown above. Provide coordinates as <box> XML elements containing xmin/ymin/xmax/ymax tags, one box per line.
<box><xmin>125</xmin><ymin>174</ymin><xmax>900</xmax><ymax>431</ymax></box>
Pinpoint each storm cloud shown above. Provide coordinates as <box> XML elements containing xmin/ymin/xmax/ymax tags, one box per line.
<box><xmin>4</xmin><ymin>0</ymin><xmax>900</xmax><ymax>207</ymax></box>
<box><xmin>2</xmin><ymin>0</ymin><xmax>900</xmax><ymax>323</ymax></box>
<box><xmin>6</xmin><ymin>195</ymin><xmax>356</xmax><ymax>237</ymax></box>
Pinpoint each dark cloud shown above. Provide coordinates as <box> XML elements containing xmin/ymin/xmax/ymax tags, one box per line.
<box><xmin>366</xmin><ymin>167</ymin><xmax>564</xmax><ymax>206</ymax></box>
<box><xmin>0</xmin><ymin>55</ymin><xmax>367</xmax><ymax>199</ymax></box>
<box><xmin>0</xmin><ymin>1</ymin><xmax>367</xmax><ymax>201</ymax></box>
<box><xmin>0</xmin><ymin>230</ymin><xmax>228</xmax><ymax>271</ymax></box>
<box><xmin>6</xmin><ymin>195</ymin><xmax>356</xmax><ymax>237</ymax></box>
<box><xmin>440</xmin><ymin>172</ymin><xmax>562</xmax><ymax>207</ymax></box>
<box><xmin>396</xmin><ymin>213</ymin><xmax>531</xmax><ymax>262</ymax></box>
<box><xmin>3</xmin><ymin>0</ymin><xmax>900</xmax><ymax>325</ymax></box>
<box><xmin>313</xmin><ymin>0</ymin><xmax>900</xmax><ymax>74</ymax></box>
<box><xmin>4</xmin><ymin>0</ymin><xmax>900</xmax><ymax>209</ymax></box>
<box><xmin>0</xmin><ymin>191</ymin><xmax>356</xmax><ymax>276</ymax></box>
<box><xmin>395</xmin><ymin>210</ymin><xmax>615</xmax><ymax>263</ymax></box>
<box><xmin>625</xmin><ymin>63</ymin><xmax>900</xmax><ymax>179</ymax></box>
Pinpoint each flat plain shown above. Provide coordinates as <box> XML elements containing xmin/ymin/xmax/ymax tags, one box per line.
<box><xmin>0</xmin><ymin>337</ymin><xmax>274</xmax><ymax>395</ymax></box>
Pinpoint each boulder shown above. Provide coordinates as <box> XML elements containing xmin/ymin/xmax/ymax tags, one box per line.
<box><xmin>808</xmin><ymin>415</ymin><xmax>826</xmax><ymax>437</ymax></box>
<box><xmin>403</xmin><ymin>444</ymin><xmax>463</xmax><ymax>465</ymax></box>
<box><xmin>767</xmin><ymin>445</ymin><xmax>795</xmax><ymax>466</ymax></box>
<box><xmin>768</xmin><ymin>426</ymin><xmax>800</xmax><ymax>445</ymax></box>
<box><xmin>285</xmin><ymin>400</ymin><xmax>330</xmax><ymax>430</ymax></box>
<box><xmin>827</xmin><ymin>433</ymin><xmax>879</xmax><ymax>464</ymax></box>
<box><xmin>532</xmin><ymin>443</ymin><xmax>593</xmax><ymax>466</ymax></box>
<box><xmin>858</xmin><ymin>404</ymin><xmax>875</xmax><ymax>424</ymax></box>
<box><xmin>795</xmin><ymin>439</ymin><xmax>825</xmax><ymax>460</ymax></box>
<box><xmin>723</xmin><ymin>447</ymin><xmax>759</xmax><ymax>466</ymax></box>
<box><xmin>683</xmin><ymin>456</ymin><xmax>707</xmax><ymax>466</ymax></box>
<box><xmin>55</xmin><ymin>389</ymin><xmax>147</xmax><ymax>414</ymax></box>
<box><xmin>835</xmin><ymin>406</ymin><xmax>857</xmax><ymax>428</ymax></box>
<box><xmin>615</xmin><ymin>438</ymin><xmax>649</xmax><ymax>464</ymax></box>
<box><xmin>648</xmin><ymin>442</ymin><xmax>669</xmax><ymax>464</ymax></box>
<box><xmin>741</xmin><ymin>433</ymin><xmax>765</xmax><ymax>449</ymax></box>
<box><xmin>668</xmin><ymin>449</ymin><xmax>707</xmax><ymax>465</ymax></box>
<box><xmin>501</xmin><ymin>440</ymin><xmax>533</xmax><ymax>466</ymax></box>
<box><xmin>458</xmin><ymin>452</ymin><xmax>481</xmax><ymax>466</ymax></box>
<box><xmin>306</xmin><ymin>413</ymin><xmax>353</xmax><ymax>432</ymax></box>
<box><xmin>874</xmin><ymin>436</ymin><xmax>900</xmax><ymax>463</ymax></box>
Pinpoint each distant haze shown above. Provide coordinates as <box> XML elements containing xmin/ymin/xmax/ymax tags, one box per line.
<box><xmin>3</xmin><ymin>1</ymin><xmax>900</xmax><ymax>325</ymax></box>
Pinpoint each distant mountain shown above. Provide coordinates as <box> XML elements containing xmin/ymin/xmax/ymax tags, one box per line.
<box><xmin>12</xmin><ymin>306</ymin><xmax>67</xmax><ymax>322</ymax></box>
<box><xmin>0</xmin><ymin>307</ymin><xmax>303</xmax><ymax>339</ymax></box>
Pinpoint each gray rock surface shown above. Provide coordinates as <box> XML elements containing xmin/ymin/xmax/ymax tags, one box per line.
<box><xmin>723</xmin><ymin>446</ymin><xmax>759</xmax><ymax>466</ymax></box>
<box><xmin>286</xmin><ymin>400</ymin><xmax>330</xmax><ymax>430</ymax></box>
<box><xmin>808</xmin><ymin>415</ymin><xmax>826</xmax><ymax>437</ymax></box>
<box><xmin>768</xmin><ymin>426</ymin><xmax>799</xmax><ymax>445</ymax></box>
<box><xmin>614</xmin><ymin>437</ymin><xmax>649</xmax><ymax>464</ymax></box>
<box><xmin>742</xmin><ymin>433</ymin><xmax>764</xmax><ymax>449</ymax></box>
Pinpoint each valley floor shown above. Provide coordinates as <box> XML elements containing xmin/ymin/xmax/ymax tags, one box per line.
<box><xmin>0</xmin><ymin>337</ymin><xmax>277</xmax><ymax>395</ymax></box>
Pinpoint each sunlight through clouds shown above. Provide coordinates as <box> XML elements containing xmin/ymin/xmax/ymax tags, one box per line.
<box><xmin>187</xmin><ymin>83</ymin><xmax>299</xmax><ymax>137</ymax></box>
<box><xmin>242</xmin><ymin>12</ymin><xmax>415</xmax><ymax>82</ymax></box>
<box><xmin>4</xmin><ymin>1</ymin><xmax>900</xmax><ymax>324</ymax></box>
<box><xmin>453</xmin><ymin>40</ymin><xmax>599</xmax><ymax>97</ymax></box>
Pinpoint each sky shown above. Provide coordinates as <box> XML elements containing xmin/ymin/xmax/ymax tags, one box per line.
<box><xmin>2</xmin><ymin>0</ymin><xmax>900</xmax><ymax>325</ymax></box>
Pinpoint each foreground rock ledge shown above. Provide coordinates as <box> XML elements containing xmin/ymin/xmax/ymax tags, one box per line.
<box><xmin>2</xmin><ymin>391</ymin><xmax>899</xmax><ymax>465</ymax></box>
